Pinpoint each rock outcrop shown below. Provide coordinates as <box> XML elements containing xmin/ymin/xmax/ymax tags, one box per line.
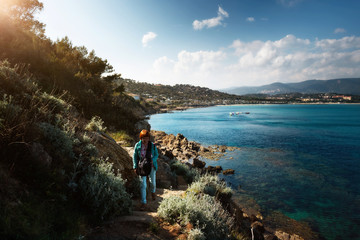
<box><xmin>151</xmin><ymin>130</ymin><xmax>241</xmax><ymax>175</ymax></box>
<box><xmin>89</xmin><ymin>131</ymin><xmax>136</xmax><ymax>181</ymax></box>
<box><xmin>151</xmin><ymin>131</ymin><xmax>205</xmax><ymax>163</ymax></box>
<box><xmin>91</xmin><ymin>128</ymin><xmax>315</xmax><ymax>240</ymax></box>
<box><xmin>275</xmin><ymin>231</ymin><xmax>304</xmax><ymax>240</ymax></box>
<box><xmin>223</xmin><ymin>169</ymin><xmax>235</xmax><ymax>175</ymax></box>
<box><xmin>149</xmin><ymin>130</ymin><xmax>316</xmax><ymax>240</ymax></box>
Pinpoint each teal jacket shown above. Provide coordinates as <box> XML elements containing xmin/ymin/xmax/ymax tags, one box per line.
<box><xmin>133</xmin><ymin>141</ymin><xmax>159</xmax><ymax>171</ymax></box>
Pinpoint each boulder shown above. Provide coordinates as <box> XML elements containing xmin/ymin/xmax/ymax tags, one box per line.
<box><xmin>200</xmin><ymin>146</ymin><xmax>209</xmax><ymax>152</ymax></box>
<box><xmin>252</xmin><ymin>221</ymin><xmax>265</xmax><ymax>234</ymax></box>
<box><xmin>193</xmin><ymin>158</ymin><xmax>206</xmax><ymax>168</ymax></box>
<box><xmin>275</xmin><ymin>231</ymin><xmax>304</xmax><ymax>240</ymax></box>
<box><xmin>219</xmin><ymin>145</ymin><xmax>227</xmax><ymax>153</ymax></box>
<box><xmin>206</xmin><ymin>165</ymin><xmax>223</xmax><ymax>174</ymax></box>
<box><xmin>188</xmin><ymin>141</ymin><xmax>200</xmax><ymax>151</ymax></box>
<box><xmin>30</xmin><ymin>142</ymin><xmax>52</xmax><ymax>167</ymax></box>
<box><xmin>223</xmin><ymin>169</ymin><xmax>235</xmax><ymax>175</ymax></box>
<box><xmin>164</xmin><ymin>149</ymin><xmax>174</xmax><ymax>159</ymax></box>
<box><xmin>182</xmin><ymin>150</ymin><xmax>195</xmax><ymax>159</ymax></box>
<box><xmin>264</xmin><ymin>234</ymin><xmax>278</xmax><ymax>240</ymax></box>
<box><xmin>172</xmin><ymin>149</ymin><xmax>181</xmax><ymax>157</ymax></box>
<box><xmin>180</xmin><ymin>137</ymin><xmax>188</xmax><ymax>147</ymax></box>
<box><xmin>176</xmin><ymin>133</ymin><xmax>185</xmax><ymax>140</ymax></box>
<box><xmin>89</xmin><ymin>131</ymin><xmax>135</xmax><ymax>181</ymax></box>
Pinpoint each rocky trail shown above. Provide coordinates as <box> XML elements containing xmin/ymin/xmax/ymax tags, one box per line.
<box><xmin>86</xmin><ymin>185</ymin><xmax>188</xmax><ymax>240</ymax></box>
<box><xmin>85</xmin><ymin>131</ymin><xmax>315</xmax><ymax>240</ymax></box>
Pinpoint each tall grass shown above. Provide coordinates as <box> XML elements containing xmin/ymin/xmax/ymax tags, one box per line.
<box><xmin>108</xmin><ymin>130</ymin><xmax>133</xmax><ymax>146</ymax></box>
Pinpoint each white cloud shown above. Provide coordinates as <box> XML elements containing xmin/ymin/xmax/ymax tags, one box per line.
<box><xmin>150</xmin><ymin>35</ymin><xmax>360</xmax><ymax>89</ymax></box>
<box><xmin>277</xmin><ymin>0</ymin><xmax>304</xmax><ymax>7</ymax></box>
<box><xmin>315</xmin><ymin>36</ymin><xmax>360</xmax><ymax>51</ymax></box>
<box><xmin>246</xmin><ymin>17</ymin><xmax>255</xmax><ymax>22</ymax></box>
<box><xmin>193</xmin><ymin>6</ymin><xmax>229</xmax><ymax>30</ymax></box>
<box><xmin>334</xmin><ymin>28</ymin><xmax>346</xmax><ymax>34</ymax></box>
<box><xmin>152</xmin><ymin>50</ymin><xmax>227</xmax><ymax>86</ymax></box>
<box><xmin>142</xmin><ymin>32</ymin><xmax>157</xmax><ymax>47</ymax></box>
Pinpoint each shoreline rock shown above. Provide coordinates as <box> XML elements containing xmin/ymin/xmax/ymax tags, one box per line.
<box><xmin>150</xmin><ymin>129</ymin><xmax>318</xmax><ymax>240</ymax></box>
<box><xmin>223</xmin><ymin>169</ymin><xmax>235</xmax><ymax>175</ymax></box>
<box><xmin>151</xmin><ymin>130</ymin><xmax>240</xmax><ymax>164</ymax></box>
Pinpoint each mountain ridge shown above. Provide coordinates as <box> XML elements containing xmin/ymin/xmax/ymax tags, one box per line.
<box><xmin>221</xmin><ymin>78</ymin><xmax>360</xmax><ymax>95</ymax></box>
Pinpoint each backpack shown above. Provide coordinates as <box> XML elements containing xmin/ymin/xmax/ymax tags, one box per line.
<box><xmin>137</xmin><ymin>142</ymin><xmax>153</xmax><ymax>176</ymax></box>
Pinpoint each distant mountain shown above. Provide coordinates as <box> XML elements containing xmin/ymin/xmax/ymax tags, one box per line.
<box><xmin>222</xmin><ymin>78</ymin><xmax>360</xmax><ymax>95</ymax></box>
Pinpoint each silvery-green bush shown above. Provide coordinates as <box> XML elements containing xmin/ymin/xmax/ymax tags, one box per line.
<box><xmin>0</xmin><ymin>95</ymin><xmax>21</xmax><ymax>122</ymax></box>
<box><xmin>187</xmin><ymin>174</ymin><xmax>233</xmax><ymax>198</ymax></box>
<box><xmin>85</xmin><ymin>116</ymin><xmax>106</xmax><ymax>132</ymax></box>
<box><xmin>79</xmin><ymin>159</ymin><xmax>131</xmax><ymax>220</ymax></box>
<box><xmin>38</xmin><ymin>122</ymin><xmax>75</xmax><ymax>160</ymax></box>
<box><xmin>170</xmin><ymin>160</ymin><xmax>199</xmax><ymax>183</ymax></box>
<box><xmin>188</xmin><ymin>228</ymin><xmax>206</xmax><ymax>240</ymax></box>
<box><xmin>41</xmin><ymin>92</ymin><xmax>69</xmax><ymax>114</ymax></box>
<box><xmin>158</xmin><ymin>191</ymin><xmax>234</xmax><ymax>240</ymax></box>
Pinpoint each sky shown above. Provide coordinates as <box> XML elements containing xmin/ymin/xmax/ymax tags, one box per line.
<box><xmin>37</xmin><ymin>0</ymin><xmax>360</xmax><ymax>90</ymax></box>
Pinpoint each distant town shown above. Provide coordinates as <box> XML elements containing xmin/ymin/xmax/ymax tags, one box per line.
<box><xmin>116</xmin><ymin>78</ymin><xmax>360</xmax><ymax>112</ymax></box>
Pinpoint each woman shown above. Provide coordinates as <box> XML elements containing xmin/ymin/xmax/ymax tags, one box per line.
<box><xmin>133</xmin><ymin>129</ymin><xmax>159</xmax><ymax>210</ymax></box>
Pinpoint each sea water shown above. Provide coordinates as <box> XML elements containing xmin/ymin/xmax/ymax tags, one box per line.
<box><xmin>149</xmin><ymin>104</ymin><xmax>360</xmax><ymax>240</ymax></box>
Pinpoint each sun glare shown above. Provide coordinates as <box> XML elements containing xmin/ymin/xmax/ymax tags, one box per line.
<box><xmin>0</xmin><ymin>0</ymin><xmax>18</xmax><ymax>14</ymax></box>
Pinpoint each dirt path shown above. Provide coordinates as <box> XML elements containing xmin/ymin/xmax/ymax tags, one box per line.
<box><xmin>86</xmin><ymin>187</ymin><xmax>187</xmax><ymax>240</ymax></box>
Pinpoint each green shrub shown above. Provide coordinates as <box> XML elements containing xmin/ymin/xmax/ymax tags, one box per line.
<box><xmin>188</xmin><ymin>228</ymin><xmax>206</xmax><ymax>240</ymax></box>
<box><xmin>0</xmin><ymin>94</ymin><xmax>21</xmax><ymax>119</ymax></box>
<box><xmin>79</xmin><ymin>158</ymin><xmax>132</xmax><ymax>220</ymax></box>
<box><xmin>83</xmin><ymin>143</ymin><xmax>98</xmax><ymax>157</ymax></box>
<box><xmin>126</xmin><ymin>176</ymin><xmax>141</xmax><ymax>198</ymax></box>
<box><xmin>57</xmin><ymin>117</ymin><xmax>77</xmax><ymax>138</ymax></box>
<box><xmin>85</xmin><ymin>116</ymin><xmax>106</xmax><ymax>132</ymax></box>
<box><xmin>72</xmin><ymin>133</ymin><xmax>98</xmax><ymax>160</ymax></box>
<box><xmin>79</xmin><ymin>132</ymin><xmax>91</xmax><ymax>143</ymax></box>
<box><xmin>41</xmin><ymin>92</ymin><xmax>69</xmax><ymax>114</ymax></box>
<box><xmin>0</xmin><ymin>95</ymin><xmax>22</xmax><ymax>137</ymax></box>
<box><xmin>187</xmin><ymin>174</ymin><xmax>233</xmax><ymax>199</ymax></box>
<box><xmin>0</xmin><ymin>61</ymin><xmax>38</xmax><ymax>97</ymax></box>
<box><xmin>38</xmin><ymin>122</ymin><xmax>75</xmax><ymax>160</ymax></box>
<box><xmin>170</xmin><ymin>161</ymin><xmax>199</xmax><ymax>184</ymax></box>
<box><xmin>158</xmin><ymin>191</ymin><xmax>234</xmax><ymax>240</ymax></box>
<box><xmin>148</xmin><ymin>221</ymin><xmax>160</xmax><ymax>234</ymax></box>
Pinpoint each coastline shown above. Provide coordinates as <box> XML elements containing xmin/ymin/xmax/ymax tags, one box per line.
<box><xmin>154</xmin><ymin>102</ymin><xmax>360</xmax><ymax>115</ymax></box>
<box><xmin>151</xmin><ymin>130</ymin><xmax>318</xmax><ymax>240</ymax></box>
<box><xmin>147</xmin><ymin>103</ymin><xmax>360</xmax><ymax>240</ymax></box>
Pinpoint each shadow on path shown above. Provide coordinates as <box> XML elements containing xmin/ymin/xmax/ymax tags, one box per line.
<box><xmin>86</xmin><ymin>187</ymin><xmax>186</xmax><ymax>240</ymax></box>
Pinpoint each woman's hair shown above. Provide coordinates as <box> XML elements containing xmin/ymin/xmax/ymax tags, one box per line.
<box><xmin>139</xmin><ymin>129</ymin><xmax>150</xmax><ymax>139</ymax></box>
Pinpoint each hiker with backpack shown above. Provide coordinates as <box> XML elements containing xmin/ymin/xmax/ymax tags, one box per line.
<box><xmin>133</xmin><ymin>129</ymin><xmax>159</xmax><ymax>210</ymax></box>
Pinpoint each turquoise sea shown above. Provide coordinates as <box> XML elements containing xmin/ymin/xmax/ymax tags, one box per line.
<box><xmin>149</xmin><ymin>104</ymin><xmax>360</xmax><ymax>240</ymax></box>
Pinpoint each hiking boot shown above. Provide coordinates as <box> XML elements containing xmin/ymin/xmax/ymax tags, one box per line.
<box><xmin>152</xmin><ymin>192</ymin><xmax>156</xmax><ymax>200</ymax></box>
<box><xmin>140</xmin><ymin>203</ymin><xmax>146</xmax><ymax>211</ymax></box>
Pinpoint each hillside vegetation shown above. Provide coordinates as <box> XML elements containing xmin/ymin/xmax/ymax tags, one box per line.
<box><xmin>0</xmin><ymin>1</ymin><xmax>148</xmax><ymax>133</ymax></box>
<box><xmin>0</xmin><ymin>1</ymin><xmax>145</xmax><ymax>239</ymax></box>
<box><xmin>0</xmin><ymin>1</ymin><xmax>242</xmax><ymax>239</ymax></box>
<box><xmin>0</xmin><ymin>61</ymin><xmax>136</xmax><ymax>239</ymax></box>
<box><xmin>117</xmin><ymin>78</ymin><xmax>242</xmax><ymax>110</ymax></box>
